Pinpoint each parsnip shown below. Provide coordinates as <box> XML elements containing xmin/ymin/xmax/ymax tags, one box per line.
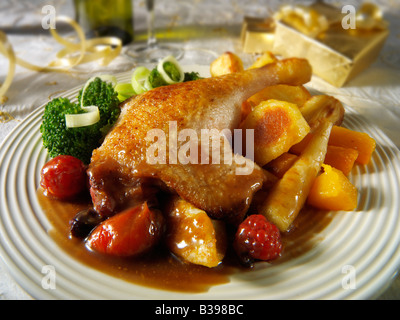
<box><xmin>259</xmin><ymin>120</ymin><xmax>333</xmax><ymax>232</ymax></box>
<box><xmin>247</xmin><ymin>85</ymin><xmax>312</xmax><ymax>109</ymax></box>
<box><xmin>241</xmin><ymin>99</ymin><xmax>310</xmax><ymax>167</ymax></box>
<box><xmin>300</xmin><ymin>95</ymin><xmax>344</xmax><ymax>130</ymax></box>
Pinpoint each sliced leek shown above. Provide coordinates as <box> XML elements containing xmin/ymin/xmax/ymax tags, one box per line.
<box><xmin>65</xmin><ymin>106</ymin><xmax>100</xmax><ymax>128</ymax></box>
<box><xmin>115</xmin><ymin>82</ymin><xmax>136</xmax><ymax>102</ymax></box>
<box><xmin>131</xmin><ymin>66</ymin><xmax>152</xmax><ymax>94</ymax></box>
<box><xmin>157</xmin><ymin>55</ymin><xmax>184</xmax><ymax>84</ymax></box>
<box><xmin>67</xmin><ymin>74</ymin><xmax>116</xmax><ymax>128</ymax></box>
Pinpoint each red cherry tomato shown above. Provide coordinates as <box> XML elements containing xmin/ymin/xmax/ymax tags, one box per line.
<box><xmin>40</xmin><ymin>155</ymin><xmax>87</xmax><ymax>200</ymax></box>
<box><xmin>86</xmin><ymin>202</ymin><xmax>164</xmax><ymax>257</ymax></box>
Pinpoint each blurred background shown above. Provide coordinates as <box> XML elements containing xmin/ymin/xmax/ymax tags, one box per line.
<box><xmin>1</xmin><ymin>0</ymin><xmax>399</xmax><ymax>63</ymax></box>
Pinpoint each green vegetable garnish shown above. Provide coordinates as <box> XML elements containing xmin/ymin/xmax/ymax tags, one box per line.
<box><xmin>148</xmin><ymin>68</ymin><xmax>168</xmax><ymax>88</ymax></box>
<box><xmin>131</xmin><ymin>66</ymin><xmax>152</xmax><ymax>94</ymax></box>
<box><xmin>162</xmin><ymin>61</ymin><xmax>182</xmax><ymax>82</ymax></box>
<box><xmin>40</xmin><ymin>77</ymin><xmax>120</xmax><ymax>164</ymax></box>
<box><xmin>40</xmin><ymin>56</ymin><xmax>204</xmax><ymax>164</ymax></box>
<box><xmin>115</xmin><ymin>82</ymin><xmax>136</xmax><ymax>102</ymax></box>
<box><xmin>183</xmin><ymin>71</ymin><xmax>203</xmax><ymax>82</ymax></box>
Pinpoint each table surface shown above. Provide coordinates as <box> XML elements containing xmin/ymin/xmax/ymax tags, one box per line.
<box><xmin>1</xmin><ymin>0</ymin><xmax>400</xmax><ymax>300</ymax></box>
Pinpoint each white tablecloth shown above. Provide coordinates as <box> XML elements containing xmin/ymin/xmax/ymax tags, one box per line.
<box><xmin>1</xmin><ymin>0</ymin><xmax>400</xmax><ymax>300</ymax></box>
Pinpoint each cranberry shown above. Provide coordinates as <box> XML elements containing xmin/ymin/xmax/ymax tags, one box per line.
<box><xmin>69</xmin><ymin>208</ymin><xmax>104</xmax><ymax>239</ymax></box>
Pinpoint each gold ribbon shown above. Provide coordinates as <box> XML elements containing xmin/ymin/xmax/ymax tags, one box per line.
<box><xmin>274</xmin><ymin>3</ymin><xmax>387</xmax><ymax>38</ymax></box>
<box><xmin>0</xmin><ymin>16</ymin><xmax>122</xmax><ymax>100</ymax></box>
<box><xmin>0</xmin><ymin>31</ymin><xmax>16</xmax><ymax>99</ymax></box>
<box><xmin>273</xmin><ymin>5</ymin><xmax>329</xmax><ymax>38</ymax></box>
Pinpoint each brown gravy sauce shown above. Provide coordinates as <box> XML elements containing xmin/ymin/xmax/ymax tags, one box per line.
<box><xmin>37</xmin><ymin>188</ymin><xmax>333</xmax><ymax>293</ymax></box>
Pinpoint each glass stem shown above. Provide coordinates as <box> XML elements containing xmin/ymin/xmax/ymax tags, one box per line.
<box><xmin>146</xmin><ymin>0</ymin><xmax>157</xmax><ymax>48</ymax></box>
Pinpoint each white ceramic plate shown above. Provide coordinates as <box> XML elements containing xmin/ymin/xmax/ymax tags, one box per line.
<box><xmin>1</xmin><ymin>67</ymin><xmax>400</xmax><ymax>300</ymax></box>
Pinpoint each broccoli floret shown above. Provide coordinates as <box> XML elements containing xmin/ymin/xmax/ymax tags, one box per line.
<box><xmin>77</xmin><ymin>77</ymin><xmax>120</xmax><ymax>135</ymax></box>
<box><xmin>40</xmin><ymin>78</ymin><xmax>120</xmax><ymax>164</ymax></box>
<box><xmin>184</xmin><ymin>71</ymin><xmax>203</xmax><ymax>82</ymax></box>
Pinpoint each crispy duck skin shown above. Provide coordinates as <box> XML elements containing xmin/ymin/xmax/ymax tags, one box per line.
<box><xmin>88</xmin><ymin>58</ymin><xmax>312</xmax><ymax>222</ymax></box>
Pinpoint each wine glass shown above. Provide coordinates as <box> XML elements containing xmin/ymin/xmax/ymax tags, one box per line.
<box><xmin>125</xmin><ymin>0</ymin><xmax>183</xmax><ymax>63</ymax></box>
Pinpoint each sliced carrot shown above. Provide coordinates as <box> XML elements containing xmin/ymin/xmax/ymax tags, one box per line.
<box><xmin>265</xmin><ymin>152</ymin><xmax>298</xmax><ymax>178</ymax></box>
<box><xmin>324</xmin><ymin>145</ymin><xmax>359</xmax><ymax>176</ymax></box>
<box><xmin>328</xmin><ymin>125</ymin><xmax>376</xmax><ymax>165</ymax></box>
<box><xmin>293</xmin><ymin>126</ymin><xmax>375</xmax><ymax>166</ymax></box>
